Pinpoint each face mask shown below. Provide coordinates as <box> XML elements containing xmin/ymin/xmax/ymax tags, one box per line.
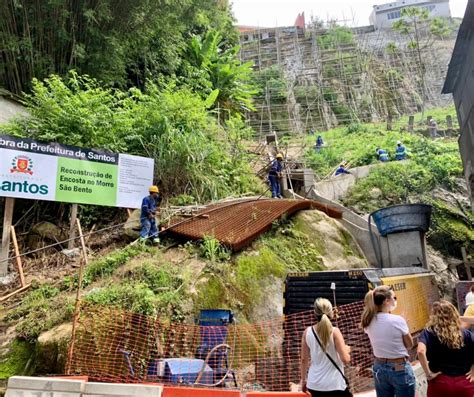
<box><xmin>389</xmin><ymin>301</ymin><xmax>397</xmax><ymax>312</ymax></box>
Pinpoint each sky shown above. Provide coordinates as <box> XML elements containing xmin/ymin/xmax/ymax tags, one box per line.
<box><xmin>231</xmin><ymin>0</ymin><xmax>469</xmax><ymax>27</ymax></box>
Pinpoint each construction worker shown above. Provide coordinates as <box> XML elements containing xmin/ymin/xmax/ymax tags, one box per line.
<box><xmin>314</xmin><ymin>135</ymin><xmax>324</xmax><ymax>152</ymax></box>
<box><xmin>375</xmin><ymin>147</ymin><xmax>389</xmax><ymax>162</ymax></box>
<box><xmin>269</xmin><ymin>153</ymin><xmax>284</xmax><ymax>198</ymax></box>
<box><xmin>140</xmin><ymin>185</ymin><xmax>161</xmax><ymax>244</ymax></box>
<box><xmin>395</xmin><ymin>141</ymin><xmax>406</xmax><ymax>160</ymax></box>
<box><xmin>335</xmin><ymin>162</ymin><xmax>350</xmax><ymax>176</ymax></box>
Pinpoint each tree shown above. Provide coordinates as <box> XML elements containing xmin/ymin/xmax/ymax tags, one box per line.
<box><xmin>0</xmin><ymin>0</ymin><xmax>238</xmax><ymax>94</ymax></box>
<box><xmin>392</xmin><ymin>7</ymin><xmax>451</xmax><ymax>117</ymax></box>
<box><xmin>182</xmin><ymin>30</ymin><xmax>257</xmax><ymax>118</ymax></box>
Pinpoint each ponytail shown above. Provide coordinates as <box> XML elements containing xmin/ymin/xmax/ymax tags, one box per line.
<box><xmin>360</xmin><ymin>286</ymin><xmax>392</xmax><ymax>329</ymax></box>
<box><xmin>316</xmin><ymin>314</ymin><xmax>333</xmax><ymax>352</ymax></box>
<box><xmin>313</xmin><ymin>298</ymin><xmax>334</xmax><ymax>352</ymax></box>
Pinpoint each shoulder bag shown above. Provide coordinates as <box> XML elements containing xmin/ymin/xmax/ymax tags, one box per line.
<box><xmin>311</xmin><ymin>326</ymin><xmax>353</xmax><ymax>397</ymax></box>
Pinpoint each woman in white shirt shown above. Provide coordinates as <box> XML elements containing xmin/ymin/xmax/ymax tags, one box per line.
<box><xmin>361</xmin><ymin>286</ymin><xmax>415</xmax><ymax>397</ymax></box>
<box><xmin>300</xmin><ymin>298</ymin><xmax>351</xmax><ymax>396</ymax></box>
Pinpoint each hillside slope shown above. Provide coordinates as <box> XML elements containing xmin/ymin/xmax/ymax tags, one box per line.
<box><xmin>0</xmin><ymin>209</ymin><xmax>366</xmax><ymax>386</ymax></box>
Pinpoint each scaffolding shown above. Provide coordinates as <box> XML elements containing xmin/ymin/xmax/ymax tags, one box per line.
<box><xmin>239</xmin><ymin>21</ymin><xmax>456</xmax><ymax>138</ymax></box>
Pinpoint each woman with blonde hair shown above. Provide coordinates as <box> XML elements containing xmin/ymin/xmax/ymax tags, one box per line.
<box><xmin>300</xmin><ymin>298</ymin><xmax>351</xmax><ymax>396</ymax></box>
<box><xmin>417</xmin><ymin>300</ymin><xmax>474</xmax><ymax>397</ymax></box>
<box><xmin>361</xmin><ymin>286</ymin><xmax>415</xmax><ymax>397</ymax></box>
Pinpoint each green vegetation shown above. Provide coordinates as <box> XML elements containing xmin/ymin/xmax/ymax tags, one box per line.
<box><xmin>0</xmin><ymin>340</ymin><xmax>35</xmax><ymax>378</ymax></box>
<box><xmin>195</xmin><ymin>218</ymin><xmax>328</xmax><ymax>316</ymax></box>
<box><xmin>3</xmin><ymin>73</ymin><xmax>261</xmax><ymax>203</ymax></box>
<box><xmin>305</xmin><ymin>105</ymin><xmax>470</xmax><ymax>258</ymax></box>
<box><xmin>305</xmin><ymin>107</ymin><xmax>462</xmax><ymax>183</ymax></box>
<box><xmin>200</xmin><ymin>236</ymin><xmax>231</xmax><ymax>262</ymax></box>
<box><xmin>5</xmin><ymin>284</ymin><xmax>74</xmax><ymax>341</ymax></box>
<box><xmin>1</xmin><ymin>0</ymin><xmax>238</xmax><ymax>95</ymax></box>
<box><xmin>316</xmin><ymin>26</ymin><xmax>354</xmax><ymax>49</ymax></box>
<box><xmin>63</xmin><ymin>245</ymin><xmax>145</xmax><ymax>289</ymax></box>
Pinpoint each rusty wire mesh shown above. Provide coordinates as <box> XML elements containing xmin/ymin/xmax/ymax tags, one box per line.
<box><xmin>165</xmin><ymin>199</ymin><xmax>342</xmax><ymax>251</ymax></box>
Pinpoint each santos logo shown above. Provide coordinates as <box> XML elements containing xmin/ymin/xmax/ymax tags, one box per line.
<box><xmin>0</xmin><ymin>180</ymin><xmax>49</xmax><ymax>195</ymax></box>
<box><xmin>1</xmin><ymin>155</ymin><xmax>48</xmax><ymax>195</ymax></box>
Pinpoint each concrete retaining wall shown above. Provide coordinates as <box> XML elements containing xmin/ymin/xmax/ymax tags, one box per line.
<box><xmin>313</xmin><ymin>164</ymin><xmax>373</xmax><ymax>201</ymax></box>
<box><xmin>5</xmin><ymin>369</ymin><xmax>427</xmax><ymax>397</ymax></box>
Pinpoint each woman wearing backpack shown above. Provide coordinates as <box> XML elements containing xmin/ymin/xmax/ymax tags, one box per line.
<box><xmin>300</xmin><ymin>298</ymin><xmax>352</xmax><ymax>396</ymax></box>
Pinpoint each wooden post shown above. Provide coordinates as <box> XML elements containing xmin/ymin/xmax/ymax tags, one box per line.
<box><xmin>386</xmin><ymin>114</ymin><xmax>393</xmax><ymax>131</ymax></box>
<box><xmin>0</xmin><ymin>198</ymin><xmax>15</xmax><ymax>276</ymax></box>
<box><xmin>10</xmin><ymin>226</ymin><xmax>25</xmax><ymax>287</ymax></box>
<box><xmin>446</xmin><ymin>115</ymin><xmax>453</xmax><ymax>135</ymax></box>
<box><xmin>408</xmin><ymin>115</ymin><xmax>414</xmax><ymax>133</ymax></box>
<box><xmin>66</xmin><ymin>218</ymin><xmax>88</xmax><ymax>374</ymax></box>
<box><xmin>68</xmin><ymin>204</ymin><xmax>78</xmax><ymax>249</ymax></box>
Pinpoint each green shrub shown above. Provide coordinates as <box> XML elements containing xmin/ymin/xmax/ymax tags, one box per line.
<box><xmin>63</xmin><ymin>245</ymin><xmax>145</xmax><ymax>289</ymax></box>
<box><xmin>0</xmin><ymin>340</ymin><xmax>35</xmax><ymax>379</ymax></box>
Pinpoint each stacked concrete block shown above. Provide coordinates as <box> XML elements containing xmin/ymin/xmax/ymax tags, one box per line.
<box><xmin>6</xmin><ymin>376</ymin><xmax>85</xmax><ymax>397</ymax></box>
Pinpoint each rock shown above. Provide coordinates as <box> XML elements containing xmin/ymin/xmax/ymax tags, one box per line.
<box><xmin>36</xmin><ymin>323</ymin><xmax>72</xmax><ymax>374</ymax></box>
<box><xmin>30</xmin><ymin>222</ymin><xmax>64</xmax><ymax>242</ymax></box>
<box><xmin>123</xmin><ymin>209</ymin><xmax>141</xmax><ymax>240</ymax></box>
<box><xmin>295</xmin><ymin>210</ymin><xmax>368</xmax><ymax>270</ymax></box>
<box><xmin>369</xmin><ymin>187</ymin><xmax>383</xmax><ymax>199</ymax></box>
<box><xmin>61</xmin><ymin>248</ymin><xmax>81</xmax><ymax>258</ymax></box>
<box><xmin>427</xmin><ymin>247</ymin><xmax>459</xmax><ymax>301</ymax></box>
<box><xmin>0</xmin><ymin>273</ymin><xmax>16</xmax><ymax>286</ymax></box>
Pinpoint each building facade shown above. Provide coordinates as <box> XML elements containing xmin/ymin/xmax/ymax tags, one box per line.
<box><xmin>370</xmin><ymin>0</ymin><xmax>451</xmax><ymax>29</ymax></box>
<box><xmin>442</xmin><ymin>0</ymin><xmax>474</xmax><ymax>210</ymax></box>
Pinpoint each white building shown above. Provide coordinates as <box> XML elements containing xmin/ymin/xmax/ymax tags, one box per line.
<box><xmin>370</xmin><ymin>0</ymin><xmax>451</xmax><ymax>30</ymax></box>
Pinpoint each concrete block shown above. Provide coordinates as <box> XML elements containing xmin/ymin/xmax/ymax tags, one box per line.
<box><xmin>84</xmin><ymin>382</ymin><xmax>163</xmax><ymax>397</ymax></box>
<box><xmin>7</xmin><ymin>376</ymin><xmax>85</xmax><ymax>393</ymax></box>
<box><xmin>6</xmin><ymin>391</ymin><xmax>80</xmax><ymax>397</ymax></box>
<box><xmin>386</xmin><ymin>231</ymin><xmax>425</xmax><ymax>268</ymax></box>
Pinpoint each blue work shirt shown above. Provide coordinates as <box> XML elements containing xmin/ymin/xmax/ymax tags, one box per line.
<box><xmin>395</xmin><ymin>145</ymin><xmax>406</xmax><ymax>160</ymax></box>
<box><xmin>335</xmin><ymin>166</ymin><xmax>350</xmax><ymax>176</ymax></box>
<box><xmin>377</xmin><ymin>149</ymin><xmax>389</xmax><ymax>162</ymax></box>
<box><xmin>141</xmin><ymin>195</ymin><xmax>158</xmax><ymax>219</ymax></box>
<box><xmin>269</xmin><ymin>159</ymin><xmax>282</xmax><ymax>175</ymax></box>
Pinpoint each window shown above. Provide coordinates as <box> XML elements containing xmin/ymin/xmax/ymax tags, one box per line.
<box><xmin>387</xmin><ymin>10</ymin><xmax>401</xmax><ymax>20</ymax></box>
<box><xmin>423</xmin><ymin>4</ymin><xmax>436</xmax><ymax>12</ymax></box>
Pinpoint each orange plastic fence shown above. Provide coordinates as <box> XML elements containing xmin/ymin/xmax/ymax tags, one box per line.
<box><xmin>69</xmin><ymin>301</ymin><xmax>375</xmax><ymax>393</ymax></box>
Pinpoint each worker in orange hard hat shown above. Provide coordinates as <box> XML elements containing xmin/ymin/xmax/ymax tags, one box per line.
<box><xmin>140</xmin><ymin>182</ymin><xmax>162</xmax><ymax>244</ymax></box>
<box><xmin>268</xmin><ymin>153</ymin><xmax>284</xmax><ymax>198</ymax></box>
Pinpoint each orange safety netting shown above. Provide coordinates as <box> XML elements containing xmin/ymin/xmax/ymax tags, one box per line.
<box><xmin>68</xmin><ymin>301</ymin><xmax>383</xmax><ymax>393</ymax></box>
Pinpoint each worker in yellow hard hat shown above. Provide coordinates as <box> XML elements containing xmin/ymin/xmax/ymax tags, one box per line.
<box><xmin>269</xmin><ymin>153</ymin><xmax>284</xmax><ymax>198</ymax></box>
<box><xmin>140</xmin><ymin>182</ymin><xmax>162</xmax><ymax>244</ymax></box>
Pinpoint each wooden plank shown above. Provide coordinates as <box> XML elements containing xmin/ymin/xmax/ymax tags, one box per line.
<box><xmin>0</xmin><ymin>284</ymin><xmax>31</xmax><ymax>303</ymax></box>
<box><xmin>66</xmin><ymin>217</ymin><xmax>88</xmax><ymax>374</ymax></box>
<box><xmin>10</xmin><ymin>226</ymin><xmax>25</xmax><ymax>287</ymax></box>
<box><xmin>68</xmin><ymin>204</ymin><xmax>78</xmax><ymax>249</ymax></box>
<box><xmin>0</xmin><ymin>197</ymin><xmax>15</xmax><ymax>276</ymax></box>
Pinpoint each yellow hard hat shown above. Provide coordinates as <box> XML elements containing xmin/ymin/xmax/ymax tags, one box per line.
<box><xmin>149</xmin><ymin>185</ymin><xmax>159</xmax><ymax>193</ymax></box>
<box><xmin>276</xmin><ymin>153</ymin><xmax>283</xmax><ymax>159</ymax></box>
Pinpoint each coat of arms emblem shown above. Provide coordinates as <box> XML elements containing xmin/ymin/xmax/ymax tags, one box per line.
<box><xmin>10</xmin><ymin>155</ymin><xmax>34</xmax><ymax>175</ymax></box>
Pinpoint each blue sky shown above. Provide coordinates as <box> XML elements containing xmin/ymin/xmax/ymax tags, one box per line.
<box><xmin>231</xmin><ymin>0</ymin><xmax>468</xmax><ymax>27</ymax></box>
